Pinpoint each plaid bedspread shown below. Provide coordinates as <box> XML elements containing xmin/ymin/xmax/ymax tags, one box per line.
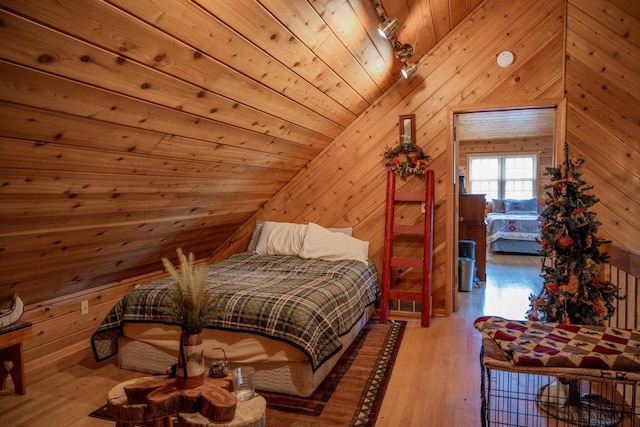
<box><xmin>474</xmin><ymin>316</ymin><xmax>640</xmax><ymax>371</ymax></box>
<box><xmin>91</xmin><ymin>253</ymin><xmax>379</xmax><ymax>371</ymax></box>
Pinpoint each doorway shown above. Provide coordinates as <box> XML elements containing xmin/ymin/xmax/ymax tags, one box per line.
<box><xmin>449</xmin><ymin>99</ymin><xmax>565</xmax><ymax>311</ymax></box>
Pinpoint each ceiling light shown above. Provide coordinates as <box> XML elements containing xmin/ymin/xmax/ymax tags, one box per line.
<box><xmin>394</xmin><ymin>42</ymin><xmax>414</xmax><ymax>59</ymax></box>
<box><xmin>401</xmin><ymin>62</ymin><xmax>418</xmax><ymax>79</ymax></box>
<box><xmin>378</xmin><ymin>17</ymin><xmax>398</xmax><ymax>40</ymax></box>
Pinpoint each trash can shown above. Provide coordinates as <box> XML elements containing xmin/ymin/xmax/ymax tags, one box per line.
<box><xmin>458</xmin><ymin>257</ymin><xmax>475</xmax><ymax>292</ymax></box>
<box><xmin>459</xmin><ymin>240</ymin><xmax>476</xmax><ymax>259</ymax></box>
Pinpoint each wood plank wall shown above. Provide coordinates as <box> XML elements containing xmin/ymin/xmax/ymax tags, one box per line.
<box><xmin>565</xmin><ymin>0</ymin><xmax>640</xmax><ymax>254</ymax></box>
<box><xmin>211</xmin><ymin>0</ymin><xmax>566</xmax><ymax>317</ymax></box>
<box><xmin>11</xmin><ymin>0</ymin><xmax>640</xmax><ymax>372</ymax></box>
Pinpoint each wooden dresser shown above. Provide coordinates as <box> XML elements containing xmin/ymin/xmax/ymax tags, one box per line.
<box><xmin>459</xmin><ymin>194</ymin><xmax>486</xmax><ymax>281</ymax></box>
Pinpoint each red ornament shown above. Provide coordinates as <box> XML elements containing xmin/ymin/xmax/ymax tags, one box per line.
<box><xmin>558</xmin><ymin>236</ymin><xmax>574</xmax><ymax>248</ymax></box>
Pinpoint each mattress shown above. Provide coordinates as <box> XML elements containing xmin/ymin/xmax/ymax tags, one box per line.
<box><xmin>118</xmin><ymin>305</ymin><xmax>373</xmax><ymax>397</ymax></box>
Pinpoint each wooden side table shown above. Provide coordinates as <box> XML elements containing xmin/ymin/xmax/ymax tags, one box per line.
<box><xmin>0</xmin><ymin>322</ymin><xmax>33</xmax><ymax>395</ymax></box>
<box><xmin>178</xmin><ymin>396</ymin><xmax>266</xmax><ymax>427</ymax></box>
<box><xmin>108</xmin><ymin>375</ymin><xmax>266</xmax><ymax>427</ymax></box>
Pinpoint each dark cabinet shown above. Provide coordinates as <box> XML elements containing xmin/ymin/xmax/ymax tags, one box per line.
<box><xmin>459</xmin><ymin>194</ymin><xmax>486</xmax><ymax>281</ymax></box>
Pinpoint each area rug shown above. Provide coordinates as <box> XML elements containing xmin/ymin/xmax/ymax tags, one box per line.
<box><xmin>89</xmin><ymin>319</ymin><xmax>405</xmax><ymax>426</ymax></box>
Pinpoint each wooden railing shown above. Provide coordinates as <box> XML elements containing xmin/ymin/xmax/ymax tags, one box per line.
<box><xmin>601</xmin><ymin>243</ymin><xmax>640</xmax><ymax>420</ymax></box>
<box><xmin>604</xmin><ymin>243</ymin><xmax>640</xmax><ymax>330</ymax></box>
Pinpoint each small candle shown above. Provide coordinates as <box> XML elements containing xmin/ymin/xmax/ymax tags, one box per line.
<box><xmin>401</xmin><ymin>134</ymin><xmax>410</xmax><ymax>146</ymax></box>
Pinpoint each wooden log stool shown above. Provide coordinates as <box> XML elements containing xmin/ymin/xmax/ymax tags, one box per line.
<box><xmin>177</xmin><ymin>396</ymin><xmax>266</xmax><ymax>427</ymax></box>
<box><xmin>107</xmin><ymin>375</ymin><xmax>243</xmax><ymax>427</ymax></box>
<box><xmin>107</xmin><ymin>376</ymin><xmax>176</xmax><ymax>427</ymax></box>
<box><xmin>0</xmin><ymin>322</ymin><xmax>32</xmax><ymax>395</ymax></box>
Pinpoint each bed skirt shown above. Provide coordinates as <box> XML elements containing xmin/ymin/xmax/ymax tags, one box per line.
<box><xmin>118</xmin><ymin>305</ymin><xmax>373</xmax><ymax>397</ymax></box>
<box><xmin>490</xmin><ymin>238</ymin><xmax>541</xmax><ymax>255</ymax></box>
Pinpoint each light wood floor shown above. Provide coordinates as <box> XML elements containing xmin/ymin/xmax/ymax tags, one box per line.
<box><xmin>0</xmin><ymin>252</ymin><xmax>542</xmax><ymax>427</ymax></box>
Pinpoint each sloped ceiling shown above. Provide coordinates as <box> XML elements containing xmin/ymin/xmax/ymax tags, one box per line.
<box><xmin>0</xmin><ymin>0</ymin><xmax>483</xmax><ymax>303</ymax></box>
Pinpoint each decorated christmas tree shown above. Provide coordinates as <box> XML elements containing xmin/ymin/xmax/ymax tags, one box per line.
<box><xmin>526</xmin><ymin>142</ymin><xmax>619</xmax><ymax>326</ymax></box>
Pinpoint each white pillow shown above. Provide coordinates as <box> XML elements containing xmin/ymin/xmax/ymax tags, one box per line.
<box><xmin>328</xmin><ymin>227</ymin><xmax>353</xmax><ymax>236</ymax></box>
<box><xmin>254</xmin><ymin>221</ymin><xmax>279</xmax><ymax>254</ymax></box>
<box><xmin>247</xmin><ymin>221</ymin><xmax>265</xmax><ymax>252</ymax></box>
<box><xmin>299</xmin><ymin>222</ymin><xmax>369</xmax><ymax>265</ymax></box>
<box><xmin>252</xmin><ymin>221</ymin><xmax>352</xmax><ymax>254</ymax></box>
<box><xmin>266</xmin><ymin>222</ymin><xmax>307</xmax><ymax>256</ymax></box>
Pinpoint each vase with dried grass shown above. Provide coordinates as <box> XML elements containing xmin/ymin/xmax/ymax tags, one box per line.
<box><xmin>162</xmin><ymin>248</ymin><xmax>217</xmax><ymax>389</ymax></box>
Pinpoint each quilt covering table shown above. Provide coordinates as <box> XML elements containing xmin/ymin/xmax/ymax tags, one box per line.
<box><xmin>474</xmin><ymin>316</ymin><xmax>640</xmax><ymax>371</ymax></box>
<box><xmin>92</xmin><ymin>253</ymin><xmax>379</xmax><ymax>371</ymax></box>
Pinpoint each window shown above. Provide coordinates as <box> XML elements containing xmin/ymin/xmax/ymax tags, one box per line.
<box><xmin>468</xmin><ymin>154</ymin><xmax>537</xmax><ymax>200</ymax></box>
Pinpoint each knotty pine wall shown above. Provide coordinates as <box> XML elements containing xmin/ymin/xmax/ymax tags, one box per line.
<box><xmin>212</xmin><ymin>0</ymin><xmax>567</xmax><ymax>317</ymax></box>
<box><xmin>7</xmin><ymin>0</ymin><xmax>639</xmax><ymax>372</ymax></box>
<box><xmin>565</xmin><ymin>0</ymin><xmax>640</xmax><ymax>252</ymax></box>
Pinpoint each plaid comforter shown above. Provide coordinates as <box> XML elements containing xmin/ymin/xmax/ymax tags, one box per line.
<box><xmin>91</xmin><ymin>253</ymin><xmax>379</xmax><ymax>371</ymax></box>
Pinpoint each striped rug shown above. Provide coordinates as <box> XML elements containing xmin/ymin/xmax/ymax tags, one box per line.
<box><xmin>263</xmin><ymin>319</ymin><xmax>405</xmax><ymax>427</ymax></box>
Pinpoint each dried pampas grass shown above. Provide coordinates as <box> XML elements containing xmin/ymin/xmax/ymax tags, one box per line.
<box><xmin>162</xmin><ymin>248</ymin><xmax>217</xmax><ymax>334</ymax></box>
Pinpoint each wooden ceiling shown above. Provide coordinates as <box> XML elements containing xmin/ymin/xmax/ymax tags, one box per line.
<box><xmin>0</xmin><ymin>0</ymin><xmax>483</xmax><ymax>302</ymax></box>
<box><xmin>456</xmin><ymin>108</ymin><xmax>556</xmax><ymax>141</ymax></box>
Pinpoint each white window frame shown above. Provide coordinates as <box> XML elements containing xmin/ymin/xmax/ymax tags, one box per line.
<box><xmin>468</xmin><ymin>154</ymin><xmax>537</xmax><ymax>200</ymax></box>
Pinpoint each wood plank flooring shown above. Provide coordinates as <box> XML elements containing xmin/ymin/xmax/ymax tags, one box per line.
<box><xmin>0</xmin><ymin>252</ymin><xmax>542</xmax><ymax>426</ymax></box>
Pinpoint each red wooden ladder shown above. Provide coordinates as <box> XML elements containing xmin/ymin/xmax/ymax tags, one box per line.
<box><xmin>379</xmin><ymin>170</ymin><xmax>435</xmax><ymax>327</ymax></box>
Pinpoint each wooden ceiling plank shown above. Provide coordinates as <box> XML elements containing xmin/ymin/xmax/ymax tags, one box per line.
<box><xmin>0</xmin><ymin>0</ymin><xmax>353</xmax><ymax>131</ymax></box>
<box><xmin>0</xmin><ymin>10</ymin><xmax>342</xmax><ymax>142</ymax></box>
<box><xmin>194</xmin><ymin>0</ymin><xmax>382</xmax><ymax>104</ymax></box>
<box><xmin>299</xmin><ymin>0</ymin><xmax>394</xmax><ymax>91</ymax></box>
<box><xmin>429</xmin><ymin>0</ymin><xmax>453</xmax><ymax>41</ymax></box>
<box><xmin>0</xmin><ymin>62</ymin><xmax>328</xmax><ymax>155</ymax></box>
<box><xmin>106</xmin><ymin>0</ymin><xmax>369</xmax><ymax>116</ymax></box>
<box><xmin>466</xmin><ymin>0</ymin><xmax>484</xmax><ymax>14</ymax></box>
<box><xmin>0</xmin><ymin>105</ymin><xmax>321</xmax><ymax>164</ymax></box>
<box><xmin>151</xmin><ymin>134</ymin><xmax>319</xmax><ymax>164</ymax></box>
<box><xmin>0</xmin><ymin>102</ymin><xmax>163</xmax><ymax>154</ymax></box>
<box><xmin>450</xmin><ymin>0</ymin><xmax>468</xmax><ymax>27</ymax></box>
<box><xmin>1</xmin><ymin>229</ymin><xmax>237</xmax><ymax>291</ymax></box>
<box><xmin>410</xmin><ymin>0</ymin><xmax>439</xmax><ymax>60</ymax></box>
<box><xmin>2</xmin><ymin>206</ymin><xmax>263</xmax><ymax>237</ymax></box>
<box><xmin>0</xmin><ymin>138</ymin><xmax>303</xmax><ymax>178</ymax></box>
<box><xmin>347</xmin><ymin>0</ymin><xmax>398</xmax><ymax>75</ymax></box>
<box><xmin>0</xmin><ymin>191</ymin><xmax>270</xmax><ymax>220</ymax></box>
<box><xmin>2</xmin><ymin>214</ymin><xmax>252</xmax><ymax>257</ymax></box>
<box><xmin>0</xmin><ymin>170</ymin><xmax>286</xmax><ymax>197</ymax></box>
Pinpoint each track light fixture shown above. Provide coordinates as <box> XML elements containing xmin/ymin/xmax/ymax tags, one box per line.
<box><xmin>393</xmin><ymin>41</ymin><xmax>414</xmax><ymax>59</ymax></box>
<box><xmin>378</xmin><ymin>17</ymin><xmax>398</xmax><ymax>40</ymax></box>
<box><xmin>401</xmin><ymin>62</ymin><xmax>418</xmax><ymax>79</ymax></box>
<box><xmin>372</xmin><ymin>0</ymin><xmax>418</xmax><ymax>79</ymax></box>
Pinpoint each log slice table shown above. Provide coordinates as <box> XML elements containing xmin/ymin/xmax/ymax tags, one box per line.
<box><xmin>107</xmin><ymin>375</ymin><xmax>265</xmax><ymax>427</ymax></box>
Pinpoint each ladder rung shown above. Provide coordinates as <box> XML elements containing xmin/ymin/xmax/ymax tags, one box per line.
<box><xmin>395</xmin><ymin>192</ymin><xmax>425</xmax><ymax>202</ymax></box>
<box><xmin>393</xmin><ymin>224</ymin><xmax>424</xmax><ymax>235</ymax></box>
<box><xmin>389</xmin><ymin>289</ymin><xmax>422</xmax><ymax>301</ymax></box>
<box><xmin>391</xmin><ymin>256</ymin><xmax>424</xmax><ymax>269</ymax></box>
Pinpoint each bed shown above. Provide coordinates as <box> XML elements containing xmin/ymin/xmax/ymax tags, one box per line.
<box><xmin>486</xmin><ymin>198</ymin><xmax>542</xmax><ymax>255</ymax></box>
<box><xmin>91</xmin><ymin>221</ymin><xmax>379</xmax><ymax>397</ymax></box>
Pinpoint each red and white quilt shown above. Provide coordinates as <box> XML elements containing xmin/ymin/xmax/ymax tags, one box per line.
<box><xmin>474</xmin><ymin>316</ymin><xmax>640</xmax><ymax>371</ymax></box>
